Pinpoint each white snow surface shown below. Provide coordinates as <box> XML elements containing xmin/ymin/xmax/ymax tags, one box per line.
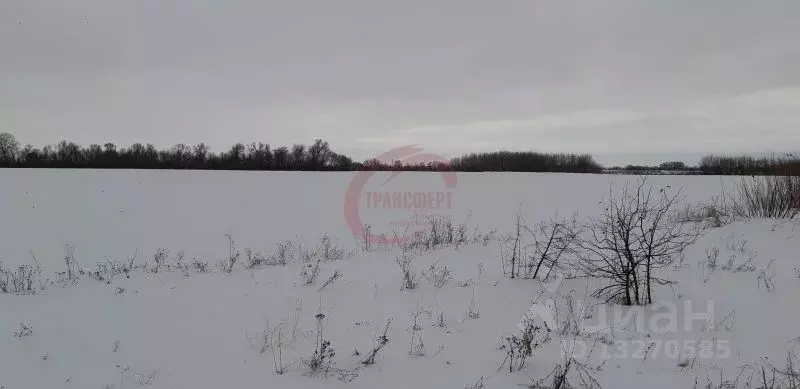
<box><xmin>1</xmin><ymin>170</ymin><xmax>799</xmax><ymax>389</ymax></box>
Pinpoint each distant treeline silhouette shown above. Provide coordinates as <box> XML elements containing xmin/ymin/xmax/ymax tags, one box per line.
<box><xmin>609</xmin><ymin>156</ymin><xmax>799</xmax><ymax>176</ymax></box>
<box><xmin>450</xmin><ymin>151</ymin><xmax>602</xmax><ymax>173</ymax></box>
<box><xmin>0</xmin><ymin>132</ymin><xmax>796</xmax><ymax>175</ymax></box>
<box><xmin>0</xmin><ymin>134</ymin><xmax>355</xmax><ymax>171</ymax></box>
<box><xmin>0</xmin><ymin>133</ymin><xmax>600</xmax><ymax>173</ymax></box>
<box><xmin>698</xmin><ymin>154</ymin><xmax>800</xmax><ymax>175</ymax></box>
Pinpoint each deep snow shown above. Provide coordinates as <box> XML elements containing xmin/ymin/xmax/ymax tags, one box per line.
<box><xmin>1</xmin><ymin>171</ymin><xmax>798</xmax><ymax>389</ymax></box>
<box><xmin>0</xmin><ymin>170</ymin><xmax>731</xmax><ymax>269</ymax></box>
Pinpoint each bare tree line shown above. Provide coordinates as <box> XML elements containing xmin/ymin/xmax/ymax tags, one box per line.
<box><xmin>450</xmin><ymin>151</ymin><xmax>603</xmax><ymax>173</ymax></box>
<box><xmin>0</xmin><ymin>132</ymin><xmax>602</xmax><ymax>173</ymax></box>
<box><xmin>0</xmin><ymin>133</ymin><xmax>352</xmax><ymax>171</ymax></box>
<box><xmin>1</xmin><ymin>132</ymin><xmax>798</xmax><ymax>175</ymax></box>
<box><xmin>699</xmin><ymin>154</ymin><xmax>800</xmax><ymax>176</ymax></box>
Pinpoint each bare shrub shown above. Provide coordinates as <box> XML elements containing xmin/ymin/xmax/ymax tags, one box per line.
<box><xmin>299</xmin><ymin>235</ymin><xmax>347</xmax><ymax>264</ymax></box>
<box><xmin>89</xmin><ymin>254</ymin><xmax>138</xmax><ymax>284</ymax></box>
<box><xmin>695</xmin><ymin>367</ymin><xmax>752</xmax><ymax>389</ymax></box>
<box><xmin>698</xmin><ymin>350</ymin><xmax>800</xmax><ymax>389</ymax></box>
<box><xmin>337</xmin><ymin>369</ymin><xmax>359</xmax><ymax>383</ymax></box>
<box><xmin>500</xmin><ymin>208</ymin><xmax>526</xmax><ymax>279</ymax></box>
<box><xmin>425</xmin><ymin>218</ymin><xmax>447</xmax><ymax>250</ymax></box>
<box><xmin>361</xmin><ymin>224</ymin><xmax>372</xmax><ymax>252</ymax></box>
<box><xmin>466</xmin><ymin>286</ymin><xmax>480</xmax><ymax>320</ymax></box>
<box><xmin>702</xmin><ymin>205</ymin><xmax>729</xmax><ymax>228</ymax></box>
<box><xmin>575</xmin><ymin>179</ymin><xmax>700</xmax><ymax>305</ymax></box>
<box><xmin>317</xmin><ymin>235</ymin><xmax>346</xmax><ymax>262</ymax></box>
<box><xmin>16</xmin><ymin>266</ymin><xmax>37</xmax><ymax>294</ymax></box>
<box><xmin>318</xmin><ymin>271</ymin><xmax>342</xmax><ymax>291</ymax></box>
<box><xmin>28</xmin><ymin>252</ymin><xmax>46</xmax><ymax>291</ymax></box>
<box><xmin>703</xmin><ymin>243</ymin><xmax>757</xmax><ymax>281</ymax></box>
<box><xmin>63</xmin><ymin>242</ymin><xmax>80</xmax><ymax>282</ymax></box>
<box><xmin>423</xmin><ymin>260</ymin><xmax>453</xmax><ymax>289</ymax></box>
<box><xmin>409</xmin><ymin>304</ymin><xmax>431</xmax><ymax>357</ymax></box>
<box><xmin>721</xmin><ymin>253</ymin><xmax>756</xmax><ymax>273</ymax></box>
<box><xmin>249</xmin><ymin>301</ymin><xmax>305</xmax><ymax>375</ymax></box>
<box><xmin>529</xmin><ymin>354</ymin><xmax>603</xmax><ymax>389</ymax></box>
<box><xmin>246</xmin><ymin>241</ymin><xmax>296</xmax><ymax>268</ymax></box>
<box><xmin>767</xmin><ymin>349</ymin><xmax>800</xmax><ymax>388</ymax></box>
<box><xmin>524</xmin><ymin>216</ymin><xmax>580</xmax><ymax>281</ymax></box>
<box><xmin>676</xmin><ymin>197</ymin><xmax>730</xmax><ymax>229</ymax></box>
<box><xmin>122</xmin><ymin>251</ymin><xmax>137</xmax><ymax>277</ymax></box>
<box><xmin>272</xmin><ymin>241</ymin><xmax>294</xmax><ymax>265</ymax></box>
<box><xmin>466</xmin><ymin>377</ymin><xmax>487</xmax><ymax>389</ymax></box>
<box><xmin>306</xmin><ymin>313</ymin><xmax>336</xmax><ymax>376</ymax></box>
<box><xmin>552</xmin><ymin>293</ymin><xmax>595</xmax><ymax>338</ymax></box>
<box><xmin>0</xmin><ymin>262</ymin><xmax>37</xmax><ymax>295</ymax></box>
<box><xmin>726</xmin><ymin>175</ymin><xmax>800</xmax><ymax>219</ymax></box>
<box><xmin>396</xmin><ymin>217</ymin><xmax>490</xmax><ymax>254</ymax></box>
<box><xmin>500</xmin><ymin>210</ymin><xmax>579</xmax><ymax>281</ymax></box>
<box><xmin>703</xmin><ymin>309</ymin><xmax>737</xmax><ymax>333</ymax></box>
<box><xmin>705</xmin><ymin>247</ymin><xmax>720</xmax><ymax>271</ymax></box>
<box><xmin>173</xmin><ymin>250</ymin><xmax>187</xmax><ymax>273</ymax></box>
<box><xmin>396</xmin><ymin>254</ymin><xmax>418</xmax><ymax>290</ymax></box>
<box><xmin>148</xmin><ymin>248</ymin><xmax>169</xmax><ymax>273</ymax></box>
<box><xmin>299</xmin><ymin>257</ymin><xmax>322</xmax><ymax>286</ymax></box>
<box><xmin>13</xmin><ymin>323</ymin><xmax>34</xmax><ymax>338</ymax></box>
<box><xmin>498</xmin><ymin>314</ymin><xmax>552</xmax><ymax>373</ymax></box>
<box><xmin>362</xmin><ymin>319</ymin><xmax>392</xmax><ymax>365</ymax></box>
<box><xmin>434</xmin><ymin>311</ymin><xmax>447</xmax><ymax>329</ymax></box>
<box><xmin>457</xmin><ymin>279</ymin><xmax>475</xmax><ymax>288</ymax></box>
<box><xmin>757</xmin><ymin>259</ymin><xmax>777</xmax><ymax>292</ymax></box>
<box><xmin>245</xmin><ymin>248</ymin><xmax>267</xmax><ymax>269</ymax></box>
<box><xmin>222</xmin><ymin>234</ymin><xmax>240</xmax><ymax>273</ymax></box>
<box><xmin>117</xmin><ymin>364</ymin><xmax>159</xmax><ymax>386</ymax></box>
<box><xmin>391</xmin><ymin>216</ymin><xmax>495</xmax><ymax>256</ymax></box>
<box><xmin>264</xmin><ymin>321</ymin><xmax>289</xmax><ymax>375</ymax></box>
<box><xmin>89</xmin><ymin>261</ymin><xmax>116</xmax><ymax>284</ymax></box>
<box><xmin>0</xmin><ymin>261</ymin><xmax>8</xmax><ymax>293</ymax></box>
<box><xmin>453</xmin><ymin>221</ymin><xmax>470</xmax><ymax>249</ymax></box>
<box><xmin>478</xmin><ymin>229</ymin><xmax>498</xmax><ymax>246</ymax></box>
<box><xmin>191</xmin><ymin>258</ymin><xmax>209</xmax><ymax>273</ymax></box>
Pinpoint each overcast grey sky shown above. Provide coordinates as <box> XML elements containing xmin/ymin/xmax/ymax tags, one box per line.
<box><xmin>2</xmin><ymin>0</ymin><xmax>799</xmax><ymax>165</ymax></box>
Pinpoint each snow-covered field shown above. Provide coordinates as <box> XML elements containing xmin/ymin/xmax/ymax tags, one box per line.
<box><xmin>0</xmin><ymin>170</ymin><xmax>729</xmax><ymax>269</ymax></box>
<box><xmin>1</xmin><ymin>170</ymin><xmax>799</xmax><ymax>389</ymax></box>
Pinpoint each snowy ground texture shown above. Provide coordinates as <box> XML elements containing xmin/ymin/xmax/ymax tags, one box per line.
<box><xmin>1</xmin><ymin>170</ymin><xmax>799</xmax><ymax>389</ymax></box>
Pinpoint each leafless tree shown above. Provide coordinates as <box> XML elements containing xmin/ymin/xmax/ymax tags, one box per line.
<box><xmin>501</xmin><ymin>210</ymin><xmax>579</xmax><ymax>281</ymax></box>
<box><xmin>0</xmin><ymin>132</ymin><xmax>19</xmax><ymax>162</ymax></box>
<box><xmin>500</xmin><ymin>207</ymin><xmax>525</xmax><ymax>279</ymax></box>
<box><xmin>524</xmin><ymin>215</ymin><xmax>580</xmax><ymax>281</ymax></box>
<box><xmin>575</xmin><ymin>178</ymin><xmax>700</xmax><ymax>305</ymax></box>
